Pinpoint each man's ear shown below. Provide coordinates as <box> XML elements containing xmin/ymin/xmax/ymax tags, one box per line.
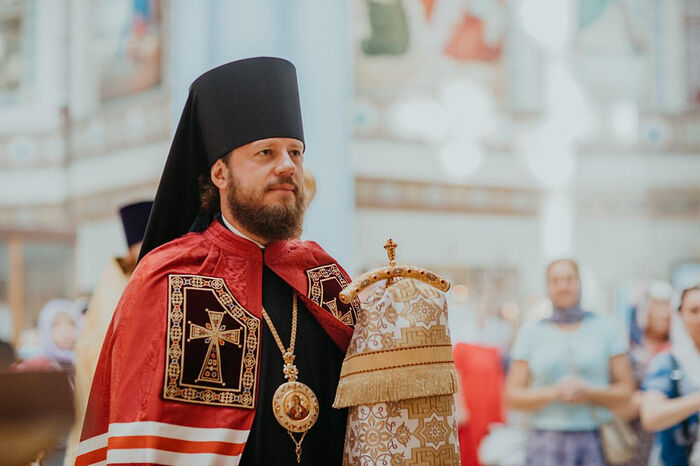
<box><xmin>210</xmin><ymin>158</ymin><xmax>228</xmax><ymax>190</ymax></box>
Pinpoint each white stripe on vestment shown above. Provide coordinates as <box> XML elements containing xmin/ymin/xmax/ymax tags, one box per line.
<box><xmin>107</xmin><ymin>420</ymin><xmax>250</xmax><ymax>444</ymax></box>
<box><xmin>76</xmin><ymin>432</ymin><xmax>109</xmax><ymax>455</ymax></box>
<box><xmin>106</xmin><ymin>448</ymin><xmax>242</xmax><ymax>466</ymax></box>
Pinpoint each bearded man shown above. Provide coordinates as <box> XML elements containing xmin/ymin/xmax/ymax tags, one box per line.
<box><xmin>77</xmin><ymin>57</ymin><xmax>359</xmax><ymax>465</ymax></box>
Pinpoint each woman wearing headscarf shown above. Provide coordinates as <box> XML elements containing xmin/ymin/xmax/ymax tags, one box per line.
<box><xmin>641</xmin><ymin>285</ymin><xmax>700</xmax><ymax>466</ymax></box>
<box><xmin>11</xmin><ymin>298</ymin><xmax>82</xmax><ymax>465</ymax></box>
<box><xmin>506</xmin><ymin>259</ymin><xmax>635</xmax><ymax>466</ymax></box>
<box><xmin>619</xmin><ymin>280</ymin><xmax>673</xmax><ymax>465</ymax></box>
<box><xmin>13</xmin><ymin>299</ymin><xmax>82</xmax><ymax>380</ymax></box>
<box><xmin>629</xmin><ymin>281</ymin><xmax>673</xmax><ymax>382</ymax></box>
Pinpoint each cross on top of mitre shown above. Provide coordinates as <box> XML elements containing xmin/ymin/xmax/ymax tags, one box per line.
<box><xmin>384</xmin><ymin>238</ymin><xmax>397</xmax><ymax>266</ymax></box>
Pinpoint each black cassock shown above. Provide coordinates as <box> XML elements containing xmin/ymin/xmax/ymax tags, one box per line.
<box><xmin>239</xmin><ymin>261</ymin><xmax>347</xmax><ymax>465</ymax></box>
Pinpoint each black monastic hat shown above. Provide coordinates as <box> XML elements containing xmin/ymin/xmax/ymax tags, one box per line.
<box><xmin>138</xmin><ymin>57</ymin><xmax>304</xmax><ymax>261</ymax></box>
<box><xmin>119</xmin><ymin>200</ymin><xmax>153</xmax><ymax>247</ymax></box>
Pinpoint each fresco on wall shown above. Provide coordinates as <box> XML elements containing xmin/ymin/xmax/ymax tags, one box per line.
<box><xmin>354</xmin><ymin>0</ymin><xmax>508</xmax><ymax>143</ymax></box>
<box><xmin>688</xmin><ymin>3</ymin><xmax>700</xmax><ymax>107</ymax></box>
<box><xmin>95</xmin><ymin>0</ymin><xmax>163</xmax><ymax>101</ymax></box>
<box><xmin>0</xmin><ymin>0</ymin><xmax>33</xmax><ymax>105</ymax></box>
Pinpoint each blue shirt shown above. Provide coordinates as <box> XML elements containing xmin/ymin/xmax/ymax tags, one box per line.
<box><xmin>510</xmin><ymin>314</ymin><xmax>628</xmax><ymax>431</ymax></box>
<box><xmin>642</xmin><ymin>351</ymin><xmax>699</xmax><ymax>466</ymax></box>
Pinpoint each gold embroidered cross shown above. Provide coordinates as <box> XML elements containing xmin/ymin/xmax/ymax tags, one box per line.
<box><xmin>188</xmin><ymin>309</ymin><xmax>241</xmax><ymax>385</ymax></box>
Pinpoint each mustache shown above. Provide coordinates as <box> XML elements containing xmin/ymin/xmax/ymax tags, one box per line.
<box><xmin>266</xmin><ymin>176</ymin><xmax>301</xmax><ymax>193</ymax></box>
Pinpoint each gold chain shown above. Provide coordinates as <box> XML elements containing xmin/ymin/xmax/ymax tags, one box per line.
<box><xmin>262</xmin><ymin>293</ymin><xmax>308</xmax><ymax>463</ymax></box>
<box><xmin>261</xmin><ymin>293</ymin><xmax>297</xmax><ymax>357</ymax></box>
<box><xmin>288</xmin><ymin>430</ymin><xmax>307</xmax><ymax>463</ymax></box>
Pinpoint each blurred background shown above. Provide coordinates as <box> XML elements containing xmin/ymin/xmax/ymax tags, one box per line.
<box><xmin>1</xmin><ymin>0</ymin><xmax>700</xmax><ymax>464</ymax></box>
<box><xmin>0</xmin><ymin>0</ymin><xmax>699</xmax><ymax>379</ymax></box>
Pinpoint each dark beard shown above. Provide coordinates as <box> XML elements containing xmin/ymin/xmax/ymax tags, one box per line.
<box><xmin>226</xmin><ymin>175</ymin><xmax>305</xmax><ymax>243</ymax></box>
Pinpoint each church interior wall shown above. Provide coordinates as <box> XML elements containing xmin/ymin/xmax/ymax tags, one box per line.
<box><xmin>74</xmin><ymin>217</ymin><xmax>125</xmax><ymax>293</ymax></box>
<box><xmin>0</xmin><ymin>0</ymin><xmax>699</xmax><ymax>345</ymax></box>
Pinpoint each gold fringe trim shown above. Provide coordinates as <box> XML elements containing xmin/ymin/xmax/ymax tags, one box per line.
<box><xmin>339</xmin><ymin>345</ymin><xmax>454</xmax><ymax>379</ymax></box>
<box><xmin>333</xmin><ymin>363</ymin><xmax>458</xmax><ymax>408</ymax></box>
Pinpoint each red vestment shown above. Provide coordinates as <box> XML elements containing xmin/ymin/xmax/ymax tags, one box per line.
<box><xmin>77</xmin><ymin>222</ymin><xmax>356</xmax><ymax>465</ymax></box>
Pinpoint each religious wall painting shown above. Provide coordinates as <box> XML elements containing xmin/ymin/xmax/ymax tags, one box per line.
<box><xmin>358</xmin><ymin>0</ymin><xmax>505</xmax><ymax>61</ymax></box>
<box><xmin>571</xmin><ymin>0</ymin><xmax>651</xmax><ymax>120</ymax></box>
<box><xmin>163</xmin><ymin>274</ymin><xmax>260</xmax><ymax>409</ymax></box>
<box><xmin>354</xmin><ymin>0</ymin><xmax>509</xmax><ymax>142</ymax></box>
<box><xmin>686</xmin><ymin>2</ymin><xmax>700</xmax><ymax>107</ymax></box>
<box><xmin>0</xmin><ymin>0</ymin><xmax>34</xmax><ymax>104</ymax></box>
<box><xmin>362</xmin><ymin>0</ymin><xmax>410</xmax><ymax>56</ymax></box>
<box><xmin>94</xmin><ymin>0</ymin><xmax>163</xmax><ymax>101</ymax></box>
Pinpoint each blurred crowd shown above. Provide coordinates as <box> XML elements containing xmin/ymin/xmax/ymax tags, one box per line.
<box><xmin>1</xmin><ymin>230</ymin><xmax>698</xmax><ymax>466</ymax></box>
<box><xmin>453</xmin><ymin>260</ymin><xmax>700</xmax><ymax>466</ymax></box>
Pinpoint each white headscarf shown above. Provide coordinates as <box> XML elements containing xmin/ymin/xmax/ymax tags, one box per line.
<box><xmin>37</xmin><ymin>299</ymin><xmax>83</xmax><ymax>364</ymax></box>
<box><xmin>636</xmin><ymin>280</ymin><xmax>673</xmax><ymax>331</ymax></box>
<box><xmin>669</xmin><ymin>296</ymin><xmax>700</xmax><ymax>465</ymax></box>
<box><xmin>670</xmin><ymin>310</ymin><xmax>700</xmax><ymax>388</ymax></box>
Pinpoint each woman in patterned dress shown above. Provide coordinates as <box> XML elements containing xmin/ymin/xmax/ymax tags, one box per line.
<box><xmin>641</xmin><ymin>285</ymin><xmax>700</xmax><ymax>466</ymax></box>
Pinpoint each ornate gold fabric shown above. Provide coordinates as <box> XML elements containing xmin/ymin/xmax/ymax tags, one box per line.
<box><xmin>335</xmin><ymin>278</ymin><xmax>460</xmax><ymax>465</ymax></box>
<box><xmin>343</xmin><ymin>396</ymin><xmax>460</xmax><ymax>466</ymax></box>
<box><xmin>334</xmin><ymin>279</ymin><xmax>458</xmax><ymax>408</ymax></box>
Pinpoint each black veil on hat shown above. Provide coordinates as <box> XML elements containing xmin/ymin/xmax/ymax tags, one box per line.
<box><xmin>139</xmin><ymin>57</ymin><xmax>304</xmax><ymax>261</ymax></box>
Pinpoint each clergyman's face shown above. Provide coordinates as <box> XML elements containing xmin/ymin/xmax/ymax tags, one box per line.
<box><xmin>216</xmin><ymin>137</ymin><xmax>306</xmax><ymax>242</ymax></box>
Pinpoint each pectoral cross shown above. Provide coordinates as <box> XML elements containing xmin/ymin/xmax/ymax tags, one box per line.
<box><xmin>188</xmin><ymin>309</ymin><xmax>241</xmax><ymax>385</ymax></box>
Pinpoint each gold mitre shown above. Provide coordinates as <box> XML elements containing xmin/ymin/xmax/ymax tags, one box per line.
<box><xmin>333</xmin><ymin>239</ymin><xmax>457</xmax><ymax>408</ymax></box>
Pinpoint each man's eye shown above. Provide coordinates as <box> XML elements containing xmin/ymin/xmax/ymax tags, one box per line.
<box><xmin>290</xmin><ymin>150</ymin><xmax>302</xmax><ymax>157</ymax></box>
<box><xmin>258</xmin><ymin>149</ymin><xmax>272</xmax><ymax>156</ymax></box>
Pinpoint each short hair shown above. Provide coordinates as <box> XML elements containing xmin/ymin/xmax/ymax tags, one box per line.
<box><xmin>546</xmin><ymin>258</ymin><xmax>580</xmax><ymax>280</ymax></box>
<box><xmin>679</xmin><ymin>285</ymin><xmax>700</xmax><ymax>311</ymax></box>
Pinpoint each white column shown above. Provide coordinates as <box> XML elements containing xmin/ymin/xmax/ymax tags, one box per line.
<box><xmin>284</xmin><ymin>0</ymin><xmax>355</xmax><ymax>270</ymax></box>
<box><xmin>540</xmin><ymin>189</ymin><xmax>574</xmax><ymax>259</ymax></box>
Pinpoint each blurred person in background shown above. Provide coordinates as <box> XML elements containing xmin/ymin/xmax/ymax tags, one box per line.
<box><xmin>12</xmin><ymin>299</ymin><xmax>82</xmax><ymax>378</ymax></box>
<box><xmin>12</xmin><ymin>298</ymin><xmax>82</xmax><ymax>466</ymax></box>
<box><xmin>506</xmin><ymin>259</ymin><xmax>635</xmax><ymax>466</ymax></box>
<box><xmin>0</xmin><ymin>339</ymin><xmax>15</xmax><ymax>371</ymax></box>
<box><xmin>629</xmin><ymin>281</ymin><xmax>673</xmax><ymax>381</ymax></box>
<box><xmin>453</xmin><ymin>341</ymin><xmax>505</xmax><ymax>465</ymax></box>
<box><xmin>618</xmin><ymin>280</ymin><xmax>673</xmax><ymax>465</ymax></box>
<box><xmin>302</xmin><ymin>168</ymin><xmax>316</xmax><ymax>209</ymax></box>
<box><xmin>640</xmin><ymin>285</ymin><xmax>700</xmax><ymax>466</ymax></box>
<box><xmin>64</xmin><ymin>200</ymin><xmax>152</xmax><ymax>466</ymax></box>
<box><xmin>0</xmin><ymin>304</ymin><xmax>16</xmax><ymax>371</ymax></box>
